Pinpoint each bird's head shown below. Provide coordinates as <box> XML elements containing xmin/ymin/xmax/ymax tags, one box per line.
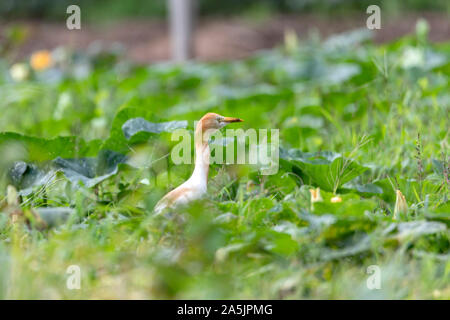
<box><xmin>199</xmin><ymin>112</ymin><xmax>243</xmax><ymax>130</ymax></box>
<box><xmin>196</xmin><ymin>113</ymin><xmax>243</xmax><ymax>142</ymax></box>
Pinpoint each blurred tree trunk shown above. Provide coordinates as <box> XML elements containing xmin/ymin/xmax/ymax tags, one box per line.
<box><xmin>169</xmin><ymin>0</ymin><xmax>196</xmax><ymax>61</ymax></box>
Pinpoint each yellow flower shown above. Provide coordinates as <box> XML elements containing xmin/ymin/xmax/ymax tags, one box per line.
<box><xmin>10</xmin><ymin>63</ymin><xmax>29</xmax><ymax>81</ymax></box>
<box><xmin>310</xmin><ymin>187</ymin><xmax>323</xmax><ymax>203</ymax></box>
<box><xmin>331</xmin><ymin>196</ymin><xmax>342</xmax><ymax>203</ymax></box>
<box><xmin>30</xmin><ymin>50</ymin><xmax>52</xmax><ymax>71</ymax></box>
<box><xmin>310</xmin><ymin>187</ymin><xmax>322</xmax><ymax>211</ymax></box>
<box><xmin>393</xmin><ymin>189</ymin><xmax>408</xmax><ymax>220</ymax></box>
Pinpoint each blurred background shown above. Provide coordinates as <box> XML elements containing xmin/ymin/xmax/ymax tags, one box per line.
<box><xmin>1</xmin><ymin>0</ymin><xmax>449</xmax><ymax>63</ymax></box>
<box><xmin>0</xmin><ymin>1</ymin><xmax>449</xmax><ymax>300</ymax></box>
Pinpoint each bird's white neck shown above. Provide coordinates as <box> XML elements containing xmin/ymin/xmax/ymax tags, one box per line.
<box><xmin>186</xmin><ymin>125</ymin><xmax>211</xmax><ymax>189</ymax></box>
<box><xmin>189</xmin><ymin>141</ymin><xmax>209</xmax><ymax>187</ymax></box>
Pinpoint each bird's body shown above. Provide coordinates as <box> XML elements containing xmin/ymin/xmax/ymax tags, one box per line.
<box><xmin>154</xmin><ymin>113</ymin><xmax>242</xmax><ymax>214</ymax></box>
<box><xmin>154</xmin><ymin>142</ymin><xmax>209</xmax><ymax>213</ymax></box>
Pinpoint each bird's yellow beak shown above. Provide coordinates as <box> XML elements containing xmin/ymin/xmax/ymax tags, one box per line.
<box><xmin>223</xmin><ymin>117</ymin><xmax>243</xmax><ymax>123</ymax></box>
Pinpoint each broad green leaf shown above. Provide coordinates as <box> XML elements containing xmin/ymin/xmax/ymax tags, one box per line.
<box><xmin>8</xmin><ymin>161</ymin><xmax>55</xmax><ymax>196</ymax></box>
<box><xmin>280</xmin><ymin>148</ymin><xmax>368</xmax><ymax>192</ymax></box>
<box><xmin>311</xmin><ymin>189</ymin><xmax>378</xmax><ymax>217</ymax></box>
<box><xmin>393</xmin><ymin>221</ymin><xmax>447</xmax><ymax>241</ymax></box>
<box><xmin>103</xmin><ymin>106</ymin><xmax>188</xmax><ymax>153</ymax></box>
<box><xmin>34</xmin><ymin>207</ymin><xmax>75</xmax><ymax>228</ymax></box>
<box><xmin>374</xmin><ymin>177</ymin><xmax>441</xmax><ymax>203</ymax></box>
<box><xmin>7</xmin><ymin>150</ymin><xmax>127</xmax><ymax>193</ymax></box>
<box><xmin>0</xmin><ymin>132</ymin><xmax>101</xmax><ymax>162</ymax></box>
<box><xmin>122</xmin><ymin>117</ymin><xmax>188</xmax><ymax>140</ymax></box>
<box><xmin>340</xmin><ymin>182</ymin><xmax>384</xmax><ymax>197</ymax></box>
<box><xmin>53</xmin><ymin>150</ymin><xmax>127</xmax><ymax>188</ymax></box>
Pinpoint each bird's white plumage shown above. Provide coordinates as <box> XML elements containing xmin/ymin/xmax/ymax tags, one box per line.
<box><xmin>154</xmin><ymin>113</ymin><xmax>242</xmax><ymax>215</ymax></box>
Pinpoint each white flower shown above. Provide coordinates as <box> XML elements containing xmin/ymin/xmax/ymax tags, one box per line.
<box><xmin>10</xmin><ymin>63</ymin><xmax>29</xmax><ymax>81</ymax></box>
<box><xmin>331</xmin><ymin>196</ymin><xmax>342</xmax><ymax>203</ymax></box>
<box><xmin>401</xmin><ymin>47</ymin><xmax>424</xmax><ymax>69</ymax></box>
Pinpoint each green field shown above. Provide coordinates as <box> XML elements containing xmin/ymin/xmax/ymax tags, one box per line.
<box><xmin>0</xmin><ymin>24</ymin><xmax>449</xmax><ymax>299</ymax></box>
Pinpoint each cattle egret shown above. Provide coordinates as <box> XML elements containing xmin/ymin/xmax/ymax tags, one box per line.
<box><xmin>154</xmin><ymin>112</ymin><xmax>243</xmax><ymax>214</ymax></box>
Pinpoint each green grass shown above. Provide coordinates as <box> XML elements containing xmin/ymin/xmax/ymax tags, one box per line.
<box><xmin>0</xmin><ymin>25</ymin><xmax>449</xmax><ymax>299</ymax></box>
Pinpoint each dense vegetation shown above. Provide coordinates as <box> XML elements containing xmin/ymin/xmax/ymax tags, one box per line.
<box><xmin>0</xmin><ymin>24</ymin><xmax>449</xmax><ymax>299</ymax></box>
